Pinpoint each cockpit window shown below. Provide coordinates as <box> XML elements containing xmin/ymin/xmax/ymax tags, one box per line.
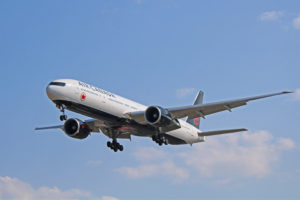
<box><xmin>49</xmin><ymin>82</ymin><xmax>66</xmax><ymax>87</ymax></box>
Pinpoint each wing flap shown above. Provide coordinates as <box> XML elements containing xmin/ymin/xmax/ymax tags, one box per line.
<box><xmin>198</xmin><ymin>128</ymin><xmax>247</xmax><ymax>136</ymax></box>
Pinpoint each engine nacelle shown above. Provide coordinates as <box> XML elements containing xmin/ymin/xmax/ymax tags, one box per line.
<box><xmin>144</xmin><ymin>106</ymin><xmax>173</xmax><ymax>127</ymax></box>
<box><xmin>63</xmin><ymin>118</ymin><xmax>90</xmax><ymax>139</ymax></box>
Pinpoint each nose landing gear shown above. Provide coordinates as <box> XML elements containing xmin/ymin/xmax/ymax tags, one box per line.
<box><xmin>56</xmin><ymin>104</ymin><xmax>67</xmax><ymax>121</ymax></box>
<box><xmin>152</xmin><ymin>134</ymin><xmax>168</xmax><ymax>146</ymax></box>
<box><xmin>107</xmin><ymin>140</ymin><xmax>123</xmax><ymax>152</ymax></box>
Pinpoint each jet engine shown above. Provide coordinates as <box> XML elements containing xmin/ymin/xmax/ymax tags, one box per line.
<box><xmin>145</xmin><ymin>106</ymin><xmax>180</xmax><ymax>131</ymax></box>
<box><xmin>145</xmin><ymin>106</ymin><xmax>171</xmax><ymax>126</ymax></box>
<box><xmin>63</xmin><ymin>118</ymin><xmax>90</xmax><ymax>139</ymax></box>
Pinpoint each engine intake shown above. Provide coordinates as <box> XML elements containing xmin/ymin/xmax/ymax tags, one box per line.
<box><xmin>145</xmin><ymin>106</ymin><xmax>173</xmax><ymax>127</ymax></box>
<box><xmin>63</xmin><ymin>118</ymin><xmax>90</xmax><ymax>139</ymax></box>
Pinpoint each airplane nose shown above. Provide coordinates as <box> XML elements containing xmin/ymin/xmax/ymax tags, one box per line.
<box><xmin>46</xmin><ymin>85</ymin><xmax>56</xmax><ymax>100</ymax></box>
<box><xmin>46</xmin><ymin>81</ymin><xmax>67</xmax><ymax>101</ymax></box>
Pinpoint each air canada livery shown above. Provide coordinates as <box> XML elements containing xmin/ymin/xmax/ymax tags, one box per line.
<box><xmin>36</xmin><ymin>79</ymin><xmax>292</xmax><ymax>152</ymax></box>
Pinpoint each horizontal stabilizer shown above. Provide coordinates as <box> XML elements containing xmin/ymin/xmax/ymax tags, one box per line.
<box><xmin>35</xmin><ymin>125</ymin><xmax>63</xmax><ymax>131</ymax></box>
<box><xmin>198</xmin><ymin>128</ymin><xmax>247</xmax><ymax>136</ymax></box>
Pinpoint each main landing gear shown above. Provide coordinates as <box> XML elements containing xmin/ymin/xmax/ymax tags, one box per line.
<box><xmin>57</xmin><ymin>104</ymin><xmax>67</xmax><ymax>121</ymax></box>
<box><xmin>152</xmin><ymin>134</ymin><xmax>168</xmax><ymax>146</ymax></box>
<box><xmin>107</xmin><ymin>139</ymin><xmax>123</xmax><ymax>152</ymax></box>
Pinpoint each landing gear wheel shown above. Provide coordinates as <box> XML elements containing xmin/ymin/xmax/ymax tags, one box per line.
<box><xmin>107</xmin><ymin>141</ymin><xmax>111</xmax><ymax>148</ymax></box>
<box><xmin>152</xmin><ymin>135</ymin><xmax>156</xmax><ymax>141</ymax></box>
<box><xmin>152</xmin><ymin>134</ymin><xmax>168</xmax><ymax>146</ymax></box>
<box><xmin>57</xmin><ymin>104</ymin><xmax>67</xmax><ymax>121</ymax></box>
<box><xmin>107</xmin><ymin>140</ymin><xmax>124</xmax><ymax>152</ymax></box>
<box><xmin>113</xmin><ymin>146</ymin><xmax>118</xmax><ymax>152</ymax></box>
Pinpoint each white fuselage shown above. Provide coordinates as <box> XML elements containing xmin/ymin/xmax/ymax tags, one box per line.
<box><xmin>46</xmin><ymin>79</ymin><xmax>205</xmax><ymax>145</ymax></box>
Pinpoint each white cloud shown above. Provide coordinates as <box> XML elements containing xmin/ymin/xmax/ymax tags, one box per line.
<box><xmin>180</xmin><ymin>131</ymin><xmax>295</xmax><ymax>178</ymax></box>
<box><xmin>117</xmin><ymin>161</ymin><xmax>189</xmax><ymax>183</ymax></box>
<box><xmin>117</xmin><ymin>147</ymin><xmax>189</xmax><ymax>182</ymax></box>
<box><xmin>291</xmin><ymin>89</ymin><xmax>300</xmax><ymax>100</ymax></box>
<box><xmin>292</xmin><ymin>16</ymin><xmax>300</xmax><ymax>29</ymax></box>
<box><xmin>0</xmin><ymin>176</ymin><xmax>100</xmax><ymax>200</ymax></box>
<box><xmin>260</xmin><ymin>11</ymin><xmax>284</xmax><ymax>21</ymax></box>
<box><xmin>277</xmin><ymin>137</ymin><xmax>296</xmax><ymax>150</ymax></box>
<box><xmin>259</xmin><ymin>11</ymin><xmax>300</xmax><ymax>30</ymax></box>
<box><xmin>133</xmin><ymin>147</ymin><xmax>168</xmax><ymax>161</ymax></box>
<box><xmin>176</xmin><ymin>88</ymin><xmax>196</xmax><ymax>98</ymax></box>
<box><xmin>117</xmin><ymin>131</ymin><xmax>295</xmax><ymax>183</ymax></box>
<box><xmin>101</xmin><ymin>196</ymin><xmax>119</xmax><ymax>200</ymax></box>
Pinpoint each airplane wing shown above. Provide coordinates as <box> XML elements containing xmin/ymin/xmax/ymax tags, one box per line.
<box><xmin>167</xmin><ymin>91</ymin><xmax>292</xmax><ymax>119</ymax></box>
<box><xmin>127</xmin><ymin>91</ymin><xmax>292</xmax><ymax>122</ymax></box>
<box><xmin>35</xmin><ymin>119</ymin><xmax>102</xmax><ymax>132</ymax></box>
<box><xmin>35</xmin><ymin>119</ymin><xmax>133</xmax><ymax>139</ymax></box>
<box><xmin>35</xmin><ymin>125</ymin><xmax>63</xmax><ymax>130</ymax></box>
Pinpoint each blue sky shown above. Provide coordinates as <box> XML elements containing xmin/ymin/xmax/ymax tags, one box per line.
<box><xmin>0</xmin><ymin>0</ymin><xmax>300</xmax><ymax>199</ymax></box>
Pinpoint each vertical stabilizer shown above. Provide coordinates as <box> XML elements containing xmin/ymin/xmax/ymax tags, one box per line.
<box><xmin>186</xmin><ymin>91</ymin><xmax>204</xmax><ymax>129</ymax></box>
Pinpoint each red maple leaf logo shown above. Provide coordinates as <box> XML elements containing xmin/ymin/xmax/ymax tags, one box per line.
<box><xmin>81</xmin><ymin>93</ymin><xmax>86</xmax><ymax>101</ymax></box>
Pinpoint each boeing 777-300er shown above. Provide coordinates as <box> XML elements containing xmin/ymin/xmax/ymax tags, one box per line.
<box><xmin>35</xmin><ymin>79</ymin><xmax>292</xmax><ymax>152</ymax></box>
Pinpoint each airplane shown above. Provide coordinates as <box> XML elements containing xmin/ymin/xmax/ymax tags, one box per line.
<box><xmin>35</xmin><ymin>79</ymin><xmax>292</xmax><ymax>152</ymax></box>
